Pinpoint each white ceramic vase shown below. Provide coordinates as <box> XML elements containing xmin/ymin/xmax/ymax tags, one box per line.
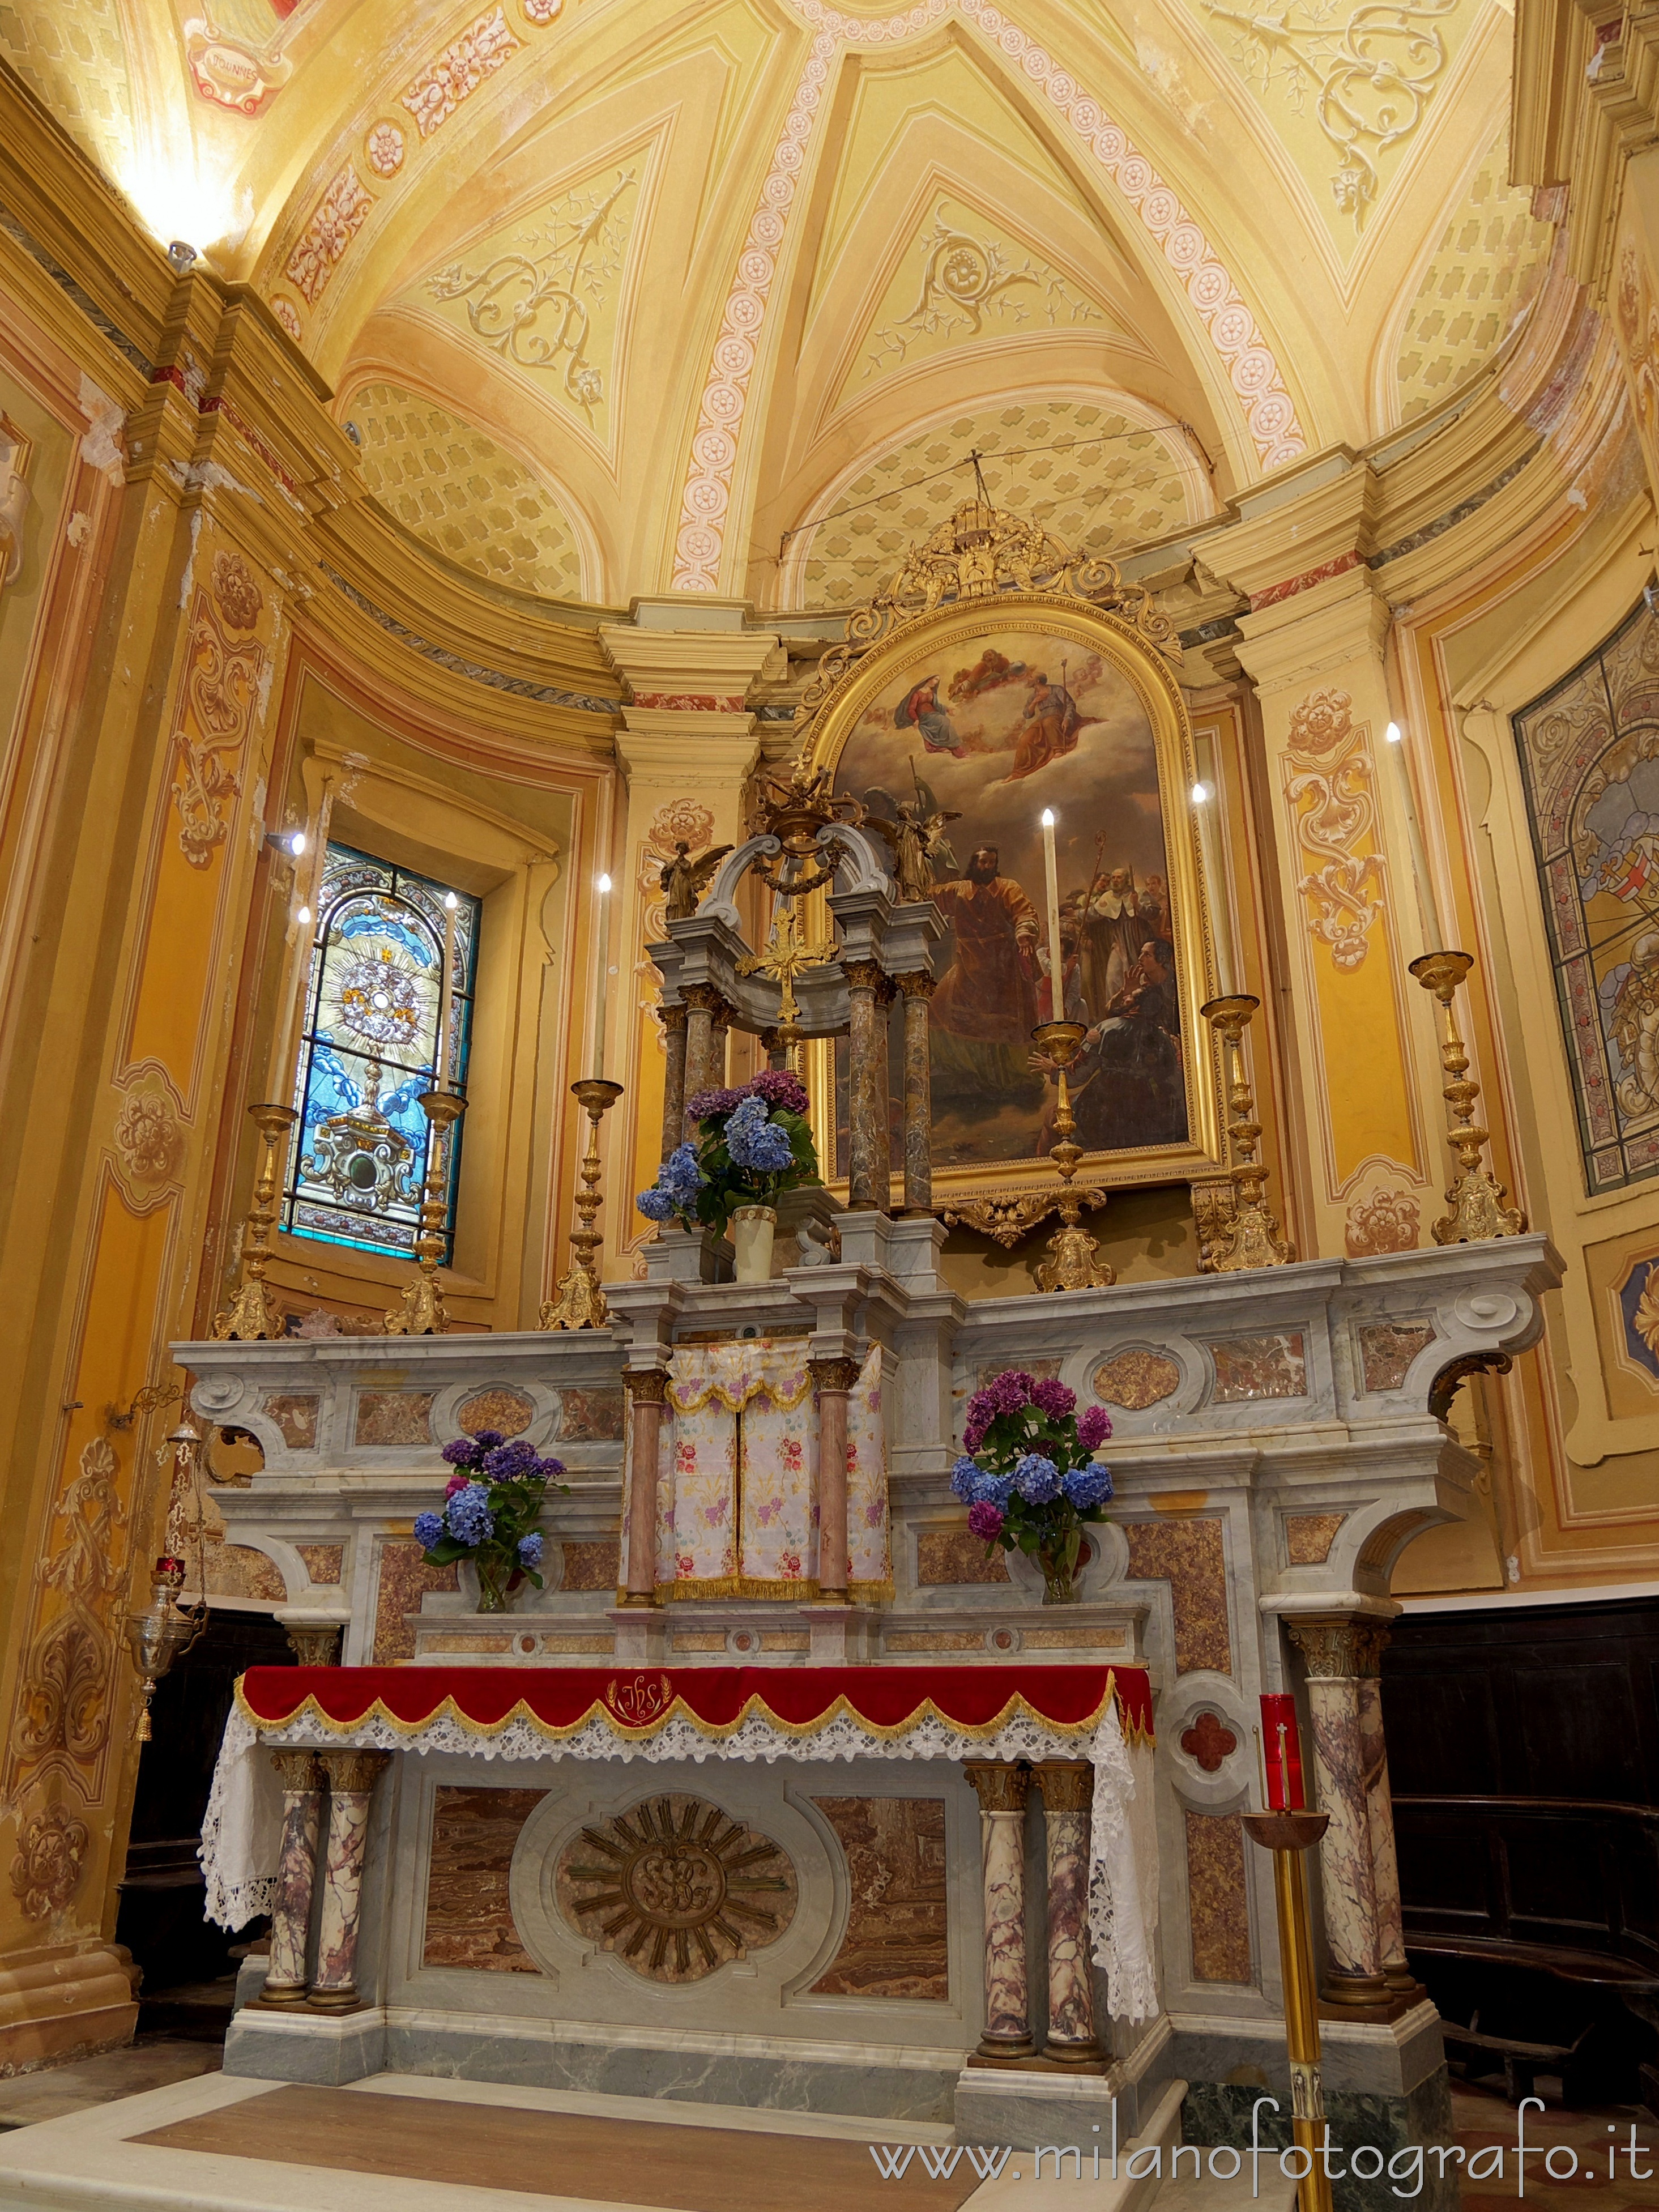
<box><xmin>730</xmin><ymin>1204</ymin><xmax>777</xmax><ymax>1284</ymax></box>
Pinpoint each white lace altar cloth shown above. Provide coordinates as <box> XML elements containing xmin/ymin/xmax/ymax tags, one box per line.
<box><xmin>202</xmin><ymin>1696</ymin><xmax>1161</xmax><ymax>2022</ymax></box>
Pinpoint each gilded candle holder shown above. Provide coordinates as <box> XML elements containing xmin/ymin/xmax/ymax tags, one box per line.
<box><xmin>1409</xmin><ymin>950</ymin><xmax>1525</xmax><ymax>1243</ymax></box>
<box><xmin>541</xmin><ymin>1077</ymin><xmax>625</xmax><ymax>1331</ymax></box>
<box><xmin>1242</xmin><ymin>1807</ymin><xmax>1335</xmax><ymax>2212</ymax></box>
<box><xmin>1030</xmin><ymin>1020</ymin><xmax>1113</xmax><ymax>1293</ymax></box>
<box><xmin>385</xmin><ymin>1089</ymin><xmax>468</xmax><ymax>1336</ymax></box>
<box><xmin>1200</xmin><ymin>995</ymin><xmax>1294</xmax><ymax>1271</ymax></box>
<box><xmin>212</xmin><ymin>1101</ymin><xmax>298</xmax><ymax>1341</ymax></box>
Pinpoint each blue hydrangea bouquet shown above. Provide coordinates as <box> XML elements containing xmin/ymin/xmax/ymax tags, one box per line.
<box><xmin>415</xmin><ymin>1431</ymin><xmax>569</xmax><ymax>1613</ymax></box>
<box><xmin>636</xmin><ymin>1069</ymin><xmax>818</xmax><ymax>1236</ymax></box>
<box><xmin>951</xmin><ymin>1370</ymin><xmax>1114</xmax><ymax>1605</ymax></box>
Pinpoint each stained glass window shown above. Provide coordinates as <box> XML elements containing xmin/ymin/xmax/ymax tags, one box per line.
<box><xmin>282</xmin><ymin>843</ymin><xmax>480</xmax><ymax>1259</ymax></box>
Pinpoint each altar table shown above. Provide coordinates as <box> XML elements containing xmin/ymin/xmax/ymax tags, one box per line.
<box><xmin>203</xmin><ymin>1663</ymin><xmax>1160</xmax><ymax>2036</ymax></box>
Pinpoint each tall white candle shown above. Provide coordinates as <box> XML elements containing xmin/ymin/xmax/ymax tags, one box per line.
<box><xmin>1191</xmin><ymin>770</ymin><xmax>1240</xmax><ymax>998</ymax></box>
<box><xmin>1384</xmin><ymin>722</ymin><xmax>1446</xmax><ymax>954</ymax></box>
<box><xmin>266</xmin><ymin>775</ymin><xmax>334</xmax><ymax>1102</ymax></box>
<box><xmin>1039</xmin><ymin>809</ymin><xmax>1064</xmax><ymax>1024</ymax></box>
<box><xmin>591</xmin><ymin>872</ymin><xmax>612</xmax><ymax>1079</ymax></box>
<box><xmin>435</xmin><ymin>891</ymin><xmax>458</xmax><ymax>1088</ymax></box>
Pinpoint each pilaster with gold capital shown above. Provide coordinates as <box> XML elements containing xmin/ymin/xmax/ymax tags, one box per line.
<box><xmin>599</xmin><ymin>620</ymin><xmax>778</xmax><ymax>1278</ymax></box>
<box><xmin>1206</xmin><ymin>493</ymin><xmax>1447</xmax><ymax>1262</ymax></box>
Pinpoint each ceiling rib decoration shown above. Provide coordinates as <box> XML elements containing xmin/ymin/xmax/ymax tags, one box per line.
<box><xmin>669</xmin><ymin>0</ymin><xmax>1308</xmax><ymax>594</ymax></box>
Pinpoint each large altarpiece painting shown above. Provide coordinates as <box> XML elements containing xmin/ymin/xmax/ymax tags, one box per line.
<box><xmin>1515</xmin><ymin>600</ymin><xmax>1659</xmax><ymax>1194</ymax></box>
<box><xmin>801</xmin><ymin>592</ymin><xmax>1225</xmax><ymax>1213</ymax></box>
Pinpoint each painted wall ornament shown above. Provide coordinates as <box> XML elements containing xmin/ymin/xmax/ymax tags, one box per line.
<box><xmin>1283</xmin><ymin>688</ymin><xmax>1384</xmax><ymax>970</ymax></box>
<box><xmin>170</xmin><ymin>592</ymin><xmax>266</xmax><ymax>870</ymax></box>
<box><xmin>10</xmin><ymin>1804</ymin><xmax>89</xmax><ymax>1923</ymax></box>
<box><xmin>110</xmin><ymin>1067</ymin><xmax>185</xmax><ymax>1212</ymax></box>
<box><xmin>792</xmin><ymin>498</ymin><xmax>1225</xmax><ymax>1218</ymax></box>
<box><xmin>426</xmin><ymin>171</ymin><xmax>635</xmax><ymax>417</ymax></box>
<box><xmin>182</xmin><ymin>10</ymin><xmax>295</xmax><ymax>117</ymax></box>
<box><xmin>1513</xmin><ymin>597</ymin><xmax>1659</xmax><ymax>1192</ymax></box>
<box><xmin>862</xmin><ymin>216</ymin><xmax>1104</xmax><ymax>380</ymax></box>
<box><xmin>9</xmin><ymin>1439</ymin><xmax>127</xmax><ymax>1796</ymax></box>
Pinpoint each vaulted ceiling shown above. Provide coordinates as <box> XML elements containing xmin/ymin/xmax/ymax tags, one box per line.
<box><xmin>5</xmin><ymin>0</ymin><xmax>1552</xmax><ymax>607</ymax></box>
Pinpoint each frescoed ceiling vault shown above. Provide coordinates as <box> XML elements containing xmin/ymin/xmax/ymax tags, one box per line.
<box><xmin>4</xmin><ymin>0</ymin><xmax>1550</xmax><ymax>606</ymax></box>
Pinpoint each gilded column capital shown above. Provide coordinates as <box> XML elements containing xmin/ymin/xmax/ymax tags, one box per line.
<box><xmin>268</xmin><ymin>1750</ymin><xmax>324</xmax><ymax>1793</ymax></box>
<box><xmin>681</xmin><ymin>981</ymin><xmax>731</xmax><ymax>1018</ymax></box>
<box><xmin>963</xmin><ymin>1761</ymin><xmax>1031</xmax><ymax>1813</ymax></box>
<box><xmin>659</xmin><ymin>1003</ymin><xmax>688</xmax><ymax>1035</ymax></box>
<box><xmin>1287</xmin><ymin>1617</ymin><xmax>1391</xmax><ymax>1680</ymax></box>
<box><xmin>1034</xmin><ymin>1761</ymin><xmax>1094</xmax><ymax>1813</ymax></box>
<box><xmin>842</xmin><ymin>958</ymin><xmax>883</xmax><ymax>992</ymax></box>
<box><xmin>894</xmin><ymin>970</ymin><xmax>936</xmax><ymax>999</ymax></box>
<box><xmin>317</xmin><ymin>1748</ymin><xmax>390</xmax><ymax>1795</ymax></box>
<box><xmin>624</xmin><ymin>1366</ymin><xmax>671</xmax><ymax>1404</ymax></box>
<box><xmin>809</xmin><ymin>1356</ymin><xmax>863</xmax><ymax>1394</ymax></box>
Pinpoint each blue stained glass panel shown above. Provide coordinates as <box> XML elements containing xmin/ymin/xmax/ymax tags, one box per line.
<box><xmin>282</xmin><ymin>843</ymin><xmax>480</xmax><ymax>1260</ymax></box>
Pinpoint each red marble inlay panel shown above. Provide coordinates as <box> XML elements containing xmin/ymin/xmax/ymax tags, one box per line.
<box><xmin>422</xmin><ymin>1785</ymin><xmax>544</xmax><ymax>1972</ymax></box>
<box><xmin>1179</xmin><ymin>1710</ymin><xmax>1237</xmax><ymax>1773</ymax></box>
<box><xmin>1124</xmin><ymin>1518</ymin><xmax>1231</xmax><ymax>1675</ymax></box>
<box><xmin>916</xmin><ymin>1531</ymin><xmax>1010</xmax><ymax>1586</ymax></box>
<box><xmin>556</xmin><ymin>1388</ymin><xmax>625</xmax><ymax>1442</ymax></box>
<box><xmin>1184</xmin><ymin>1809</ymin><xmax>1251</xmax><ymax>1982</ymax></box>
<box><xmin>1285</xmin><ymin>1512</ymin><xmax>1345</xmax><ymax>1566</ymax></box>
<box><xmin>373</xmin><ymin>1540</ymin><xmax>459</xmax><ymax>1665</ymax></box>
<box><xmin>296</xmin><ymin>1542</ymin><xmax>344</xmax><ymax>1585</ymax></box>
<box><xmin>560</xmin><ymin>1539</ymin><xmax>621</xmax><ymax>1592</ymax></box>
<box><xmin>809</xmin><ymin>1797</ymin><xmax>949</xmax><ymax>1999</ymax></box>
<box><xmin>1209</xmin><ymin>1333</ymin><xmax>1306</xmax><ymax>1403</ymax></box>
<box><xmin>354</xmin><ymin>1391</ymin><xmax>436</xmax><ymax>1447</ymax></box>
<box><xmin>260</xmin><ymin>1393</ymin><xmax>319</xmax><ymax>1450</ymax></box>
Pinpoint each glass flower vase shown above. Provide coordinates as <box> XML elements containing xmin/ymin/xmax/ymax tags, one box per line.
<box><xmin>475</xmin><ymin>1555</ymin><xmax>515</xmax><ymax>1613</ymax></box>
<box><xmin>1038</xmin><ymin>1545</ymin><xmax>1081</xmax><ymax>1606</ymax></box>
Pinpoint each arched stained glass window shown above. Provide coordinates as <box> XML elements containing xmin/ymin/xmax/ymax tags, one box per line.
<box><xmin>282</xmin><ymin>843</ymin><xmax>481</xmax><ymax>1260</ymax></box>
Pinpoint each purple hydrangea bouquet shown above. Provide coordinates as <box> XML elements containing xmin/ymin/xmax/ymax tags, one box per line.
<box><xmin>952</xmin><ymin>1370</ymin><xmax>1113</xmax><ymax>1606</ymax></box>
<box><xmin>636</xmin><ymin>1069</ymin><xmax>818</xmax><ymax>1237</ymax></box>
<box><xmin>415</xmin><ymin>1431</ymin><xmax>569</xmax><ymax>1613</ymax></box>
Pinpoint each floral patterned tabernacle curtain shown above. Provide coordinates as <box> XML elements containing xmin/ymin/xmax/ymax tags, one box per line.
<box><xmin>622</xmin><ymin>1341</ymin><xmax>890</xmax><ymax>1601</ymax></box>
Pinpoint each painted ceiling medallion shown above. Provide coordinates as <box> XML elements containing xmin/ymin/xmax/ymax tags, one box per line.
<box><xmin>555</xmin><ymin>1795</ymin><xmax>797</xmax><ymax>1981</ymax></box>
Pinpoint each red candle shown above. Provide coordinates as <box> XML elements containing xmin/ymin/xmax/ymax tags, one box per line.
<box><xmin>1260</xmin><ymin>1693</ymin><xmax>1305</xmax><ymax>1810</ymax></box>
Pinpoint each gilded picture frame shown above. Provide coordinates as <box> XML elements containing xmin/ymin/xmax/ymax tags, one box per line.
<box><xmin>799</xmin><ymin>586</ymin><xmax>1227</xmax><ymax>1220</ymax></box>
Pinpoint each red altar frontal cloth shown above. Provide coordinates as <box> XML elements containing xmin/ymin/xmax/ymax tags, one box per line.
<box><xmin>236</xmin><ymin>1663</ymin><xmax>1155</xmax><ymax>1746</ymax></box>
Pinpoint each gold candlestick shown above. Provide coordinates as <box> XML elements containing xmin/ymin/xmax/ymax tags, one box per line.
<box><xmin>385</xmin><ymin>1089</ymin><xmax>468</xmax><ymax>1336</ymax></box>
<box><xmin>541</xmin><ymin>1077</ymin><xmax>625</xmax><ymax>1330</ymax></box>
<box><xmin>1242</xmin><ymin>1808</ymin><xmax>1335</xmax><ymax>2212</ymax></box>
<box><xmin>212</xmin><ymin>1102</ymin><xmax>298</xmax><ymax>1340</ymax></box>
<box><xmin>1201</xmin><ymin>995</ymin><xmax>1294</xmax><ymax>1271</ymax></box>
<box><xmin>1031</xmin><ymin>1020</ymin><xmax>1113</xmax><ymax>1292</ymax></box>
<box><xmin>1409</xmin><ymin>950</ymin><xmax>1525</xmax><ymax>1243</ymax></box>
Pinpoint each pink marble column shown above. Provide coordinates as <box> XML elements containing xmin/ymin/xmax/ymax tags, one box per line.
<box><xmin>1356</xmin><ymin>1639</ymin><xmax>1418</xmax><ymax>1997</ymax></box>
<box><xmin>621</xmin><ymin>1368</ymin><xmax>668</xmax><ymax>1606</ymax></box>
<box><xmin>258</xmin><ymin>1751</ymin><xmax>323</xmax><ymax>2007</ymax></box>
<box><xmin>895</xmin><ymin>973</ymin><xmax>933</xmax><ymax>1214</ymax></box>
<box><xmin>659</xmin><ymin>1004</ymin><xmax>688</xmax><ymax>1161</ymax></box>
<box><xmin>309</xmin><ymin>1749</ymin><xmax>389</xmax><ymax>2011</ymax></box>
<box><xmin>1037</xmin><ymin>1762</ymin><xmax>1103</xmax><ymax>2062</ymax></box>
<box><xmin>811</xmin><ymin>1357</ymin><xmax>860</xmax><ymax>1602</ymax></box>
<box><xmin>1288</xmin><ymin>1619</ymin><xmax>1389</xmax><ymax>2009</ymax></box>
<box><xmin>964</xmin><ymin>1762</ymin><xmax>1033</xmax><ymax>2057</ymax></box>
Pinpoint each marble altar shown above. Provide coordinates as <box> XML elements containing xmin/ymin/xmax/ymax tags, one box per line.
<box><xmin>179</xmin><ymin>1219</ymin><xmax>1560</xmax><ymax>2193</ymax></box>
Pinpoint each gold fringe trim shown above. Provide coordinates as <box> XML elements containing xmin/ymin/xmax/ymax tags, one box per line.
<box><xmin>667</xmin><ymin>1377</ymin><xmax>814</xmax><ymax>1413</ymax></box>
<box><xmin>234</xmin><ymin>1670</ymin><xmax>1140</xmax><ymax>1746</ymax></box>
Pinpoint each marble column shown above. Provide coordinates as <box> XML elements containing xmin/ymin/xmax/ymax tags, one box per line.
<box><xmin>681</xmin><ymin>984</ymin><xmax>726</xmax><ymax>1128</ymax></box>
<box><xmin>1354</xmin><ymin>1629</ymin><xmax>1416</xmax><ymax>1995</ymax></box>
<box><xmin>258</xmin><ymin>1751</ymin><xmax>324</xmax><ymax>2007</ymax></box>
<box><xmin>873</xmin><ymin>974</ymin><xmax>894</xmax><ymax>1210</ymax></box>
<box><xmin>621</xmin><ymin>1367</ymin><xmax>668</xmax><ymax>1606</ymax></box>
<box><xmin>895</xmin><ymin>971</ymin><xmax>933</xmax><ymax>1213</ymax></box>
<box><xmin>1037</xmin><ymin>1762</ymin><xmax>1102</xmax><ymax>2062</ymax></box>
<box><xmin>810</xmin><ymin>1357</ymin><xmax>860</xmax><ymax>1602</ymax></box>
<box><xmin>964</xmin><ymin>1762</ymin><xmax>1034</xmax><ymax>2057</ymax></box>
<box><xmin>659</xmin><ymin>1003</ymin><xmax>688</xmax><ymax>1161</ymax></box>
<box><xmin>309</xmin><ymin>1749</ymin><xmax>390</xmax><ymax>2011</ymax></box>
<box><xmin>845</xmin><ymin>961</ymin><xmax>881</xmax><ymax>1212</ymax></box>
<box><xmin>1288</xmin><ymin>1618</ymin><xmax>1389</xmax><ymax>2008</ymax></box>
